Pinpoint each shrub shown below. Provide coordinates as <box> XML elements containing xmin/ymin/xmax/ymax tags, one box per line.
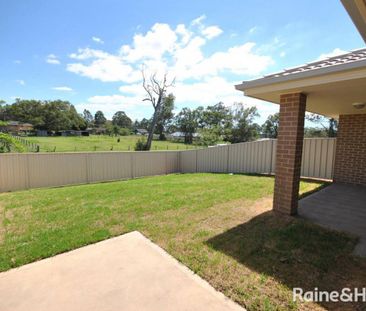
<box><xmin>134</xmin><ymin>137</ymin><xmax>148</xmax><ymax>151</ymax></box>
<box><xmin>0</xmin><ymin>133</ymin><xmax>25</xmax><ymax>153</ymax></box>
<box><xmin>197</xmin><ymin>128</ymin><xmax>220</xmax><ymax>146</ymax></box>
<box><xmin>119</xmin><ymin>128</ymin><xmax>131</xmax><ymax>136</ymax></box>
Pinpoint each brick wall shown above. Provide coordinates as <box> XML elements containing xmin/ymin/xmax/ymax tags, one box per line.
<box><xmin>334</xmin><ymin>114</ymin><xmax>366</xmax><ymax>185</ymax></box>
<box><xmin>273</xmin><ymin>93</ymin><xmax>306</xmax><ymax>215</ymax></box>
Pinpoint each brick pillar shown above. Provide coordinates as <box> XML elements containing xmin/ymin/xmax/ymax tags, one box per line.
<box><xmin>273</xmin><ymin>93</ymin><xmax>306</xmax><ymax>215</ymax></box>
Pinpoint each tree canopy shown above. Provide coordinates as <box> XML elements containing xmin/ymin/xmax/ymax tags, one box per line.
<box><xmin>2</xmin><ymin>99</ymin><xmax>86</xmax><ymax>131</ymax></box>
<box><xmin>94</xmin><ymin>110</ymin><xmax>107</xmax><ymax>127</ymax></box>
<box><xmin>155</xmin><ymin>93</ymin><xmax>175</xmax><ymax>140</ymax></box>
<box><xmin>112</xmin><ymin>111</ymin><xmax>132</xmax><ymax>128</ymax></box>
<box><xmin>261</xmin><ymin>113</ymin><xmax>279</xmax><ymax>138</ymax></box>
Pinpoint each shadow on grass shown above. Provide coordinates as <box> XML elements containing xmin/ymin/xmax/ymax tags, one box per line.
<box><xmin>206</xmin><ymin>211</ymin><xmax>366</xmax><ymax>310</ymax></box>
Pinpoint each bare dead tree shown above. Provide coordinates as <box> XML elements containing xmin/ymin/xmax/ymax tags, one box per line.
<box><xmin>142</xmin><ymin>70</ymin><xmax>174</xmax><ymax>150</ymax></box>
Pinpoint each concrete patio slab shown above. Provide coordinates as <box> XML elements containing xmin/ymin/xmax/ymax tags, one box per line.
<box><xmin>0</xmin><ymin>231</ymin><xmax>244</xmax><ymax>311</ymax></box>
<box><xmin>299</xmin><ymin>183</ymin><xmax>366</xmax><ymax>257</ymax></box>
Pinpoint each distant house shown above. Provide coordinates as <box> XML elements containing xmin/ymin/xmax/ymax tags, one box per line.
<box><xmin>169</xmin><ymin>132</ymin><xmax>200</xmax><ymax>140</ymax></box>
<box><xmin>36</xmin><ymin>130</ymin><xmax>49</xmax><ymax>137</ymax></box>
<box><xmin>87</xmin><ymin>128</ymin><xmax>106</xmax><ymax>135</ymax></box>
<box><xmin>136</xmin><ymin>128</ymin><xmax>148</xmax><ymax>135</ymax></box>
<box><xmin>55</xmin><ymin>130</ymin><xmax>90</xmax><ymax>137</ymax></box>
<box><xmin>2</xmin><ymin>121</ymin><xmax>33</xmax><ymax>134</ymax></box>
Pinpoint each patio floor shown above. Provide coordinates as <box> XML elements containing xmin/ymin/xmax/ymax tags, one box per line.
<box><xmin>0</xmin><ymin>231</ymin><xmax>244</xmax><ymax>311</ymax></box>
<box><xmin>298</xmin><ymin>183</ymin><xmax>366</xmax><ymax>256</ymax></box>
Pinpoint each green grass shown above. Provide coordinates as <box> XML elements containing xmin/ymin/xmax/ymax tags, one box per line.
<box><xmin>24</xmin><ymin>135</ymin><xmax>196</xmax><ymax>152</ymax></box>
<box><xmin>0</xmin><ymin>173</ymin><xmax>364</xmax><ymax>310</ymax></box>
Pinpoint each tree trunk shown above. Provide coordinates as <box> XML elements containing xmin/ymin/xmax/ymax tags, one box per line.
<box><xmin>145</xmin><ymin>106</ymin><xmax>160</xmax><ymax>150</ymax></box>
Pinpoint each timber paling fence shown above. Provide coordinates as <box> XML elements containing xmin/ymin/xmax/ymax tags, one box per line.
<box><xmin>0</xmin><ymin>138</ymin><xmax>336</xmax><ymax>192</ymax></box>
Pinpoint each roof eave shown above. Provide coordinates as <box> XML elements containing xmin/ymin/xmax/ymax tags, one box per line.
<box><xmin>341</xmin><ymin>0</ymin><xmax>366</xmax><ymax>43</ymax></box>
<box><xmin>236</xmin><ymin>59</ymin><xmax>366</xmax><ymax>91</ymax></box>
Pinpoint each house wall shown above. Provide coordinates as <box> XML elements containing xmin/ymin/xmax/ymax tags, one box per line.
<box><xmin>334</xmin><ymin>114</ymin><xmax>366</xmax><ymax>185</ymax></box>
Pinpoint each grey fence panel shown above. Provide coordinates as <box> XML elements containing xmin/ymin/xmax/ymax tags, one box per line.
<box><xmin>0</xmin><ymin>151</ymin><xmax>180</xmax><ymax>192</ymax></box>
<box><xmin>0</xmin><ymin>154</ymin><xmax>29</xmax><ymax>192</ymax></box>
<box><xmin>87</xmin><ymin>152</ymin><xmax>133</xmax><ymax>183</ymax></box>
<box><xmin>197</xmin><ymin>146</ymin><xmax>228</xmax><ymax>173</ymax></box>
<box><xmin>0</xmin><ymin>138</ymin><xmax>336</xmax><ymax>193</ymax></box>
<box><xmin>133</xmin><ymin>151</ymin><xmax>179</xmax><ymax>178</ymax></box>
<box><xmin>180</xmin><ymin>150</ymin><xmax>197</xmax><ymax>173</ymax></box>
<box><xmin>301</xmin><ymin>138</ymin><xmax>336</xmax><ymax>179</ymax></box>
<box><xmin>180</xmin><ymin>138</ymin><xmax>335</xmax><ymax>179</ymax></box>
<box><xmin>27</xmin><ymin>153</ymin><xmax>88</xmax><ymax>189</ymax></box>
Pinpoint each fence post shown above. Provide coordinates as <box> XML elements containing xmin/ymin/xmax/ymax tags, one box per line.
<box><xmin>269</xmin><ymin>139</ymin><xmax>274</xmax><ymax>175</ymax></box>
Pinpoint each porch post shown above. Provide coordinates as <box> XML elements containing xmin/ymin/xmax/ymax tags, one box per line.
<box><xmin>273</xmin><ymin>93</ymin><xmax>306</xmax><ymax>215</ymax></box>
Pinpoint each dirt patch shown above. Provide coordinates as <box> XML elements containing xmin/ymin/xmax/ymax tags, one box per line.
<box><xmin>198</xmin><ymin>196</ymin><xmax>274</xmax><ymax>233</ymax></box>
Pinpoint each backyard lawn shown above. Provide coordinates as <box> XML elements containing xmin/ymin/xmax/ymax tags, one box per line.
<box><xmin>0</xmin><ymin>173</ymin><xmax>365</xmax><ymax>310</ymax></box>
<box><xmin>25</xmin><ymin>135</ymin><xmax>196</xmax><ymax>152</ymax></box>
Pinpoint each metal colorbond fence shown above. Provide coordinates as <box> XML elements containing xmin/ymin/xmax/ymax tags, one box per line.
<box><xmin>0</xmin><ymin>138</ymin><xmax>336</xmax><ymax>192</ymax></box>
<box><xmin>0</xmin><ymin>151</ymin><xmax>180</xmax><ymax>192</ymax></box>
<box><xmin>180</xmin><ymin>138</ymin><xmax>336</xmax><ymax>179</ymax></box>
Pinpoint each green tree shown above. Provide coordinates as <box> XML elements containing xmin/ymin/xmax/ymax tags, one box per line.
<box><xmin>198</xmin><ymin>127</ymin><xmax>220</xmax><ymax>146</ymax></box>
<box><xmin>105</xmin><ymin>121</ymin><xmax>121</xmax><ymax>136</ymax></box>
<box><xmin>0</xmin><ymin>100</ymin><xmax>5</xmax><ymax>121</ymax></box>
<box><xmin>305</xmin><ymin>113</ymin><xmax>338</xmax><ymax>137</ymax></box>
<box><xmin>83</xmin><ymin>109</ymin><xmax>94</xmax><ymax>127</ymax></box>
<box><xmin>155</xmin><ymin>93</ymin><xmax>175</xmax><ymax>140</ymax></box>
<box><xmin>5</xmin><ymin>99</ymin><xmax>44</xmax><ymax>128</ymax></box>
<box><xmin>200</xmin><ymin>102</ymin><xmax>232</xmax><ymax>137</ymax></box>
<box><xmin>225</xmin><ymin>104</ymin><xmax>259</xmax><ymax>143</ymax></box>
<box><xmin>261</xmin><ymin>113</ymin><xmax>279</xmax><ymax>138</ymax></box>
<box><xmin>4</xmin><ymin>99</ymin><xmax>85</xmax><ymax>131</ymax></box>
<box><xmin>174</xmin><ymin>107</ymin><xmax>202</xmax><ymax>144</ymax></box>
<box><xmin>94</xmin><ymin>110</ymin><xmax>106</xmax><ymax>127</ymax></box>
<box><xmin>304</xmin><ymin>127</ymin><xmax>328</xmax><ymax>138</ymax></box>
<box><xmin>112</xmin><ymin>111</ymin><xmax>132</xmax><ymax>128</ymax></box>
<box><xmin>136</xmin><ymin>118</ymin><xmax>150</xmax><ymax>130</ymax></box>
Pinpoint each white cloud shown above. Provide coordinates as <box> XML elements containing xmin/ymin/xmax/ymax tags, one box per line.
<box><xmin>201</xmin><ymin>25</ymin><xmax>223</xmax><ymax>39</ymax></box>
<box><xmin>121</xmin><ymin>23</ymin><xmax>178</xmax><ymax>62</ymax></box>
<box><xmin>67</xmin><ymin>48</ymin><xmax>139</xmax><ymax>82</ymax></box>
<box><xmin>14</xmin><ymin>60</ymin><xmax>21</xmax><ymax>64</ymax></box>
<box><xmin>177</xmin><ymin>42</ymin><xmax>273</xmax><ymax>79</ymax></box>
<box><xmin>92</xmin><ymin>36</ymin><xmax>104</xmax><ymax>44</ymax></box>
<box><xmin>77</xmin><ymin>94</ymin><xmax>151</xmax><ymax>120</ymax></box>
<box><xmin>46</xmin><ymin>54</ymin><xmax>60</xmax><ymax>65</ymax></box>
<box><xmin>16</xmin><ymin>79</ymin><xmax>25</xmax><ymax>86</ymax></box>
<box><xmin>191</xmin><ymin>15</ymin><xmax>206</xmax><ymax>26</ymax></box>
<box><xmin>68</xmin><ymin>18</ymin><xmax>272</xmax><ymax>82</ymax></box>
<box><xmin>68</xmin><ymin>16</ymin><xmax>276</xmax><ymax>121</ymax></box>
<box><xmin>249</xmin><ymin>26</ymin><xmax>257</xmax><ymax>34</ymax></box>
<box><xmin>52</xmin><ymin>86</ymin><xmax>73</xmax><ymax>91</ymax></box>
<box><xmin>317</xmin><ymin>48</ymin><xmax>347</xmax><ymax>60</ymax></box>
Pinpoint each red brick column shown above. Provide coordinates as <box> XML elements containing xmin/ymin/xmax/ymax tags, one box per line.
<box><xmin>273</xmin><ymin>93</ymin><xmax>306</xmax><ymax>215</ymax></box>
<box><xmin>334</xmin><ymin>114</ymin><xmax>366</xmax><ymax>185</ymax></box>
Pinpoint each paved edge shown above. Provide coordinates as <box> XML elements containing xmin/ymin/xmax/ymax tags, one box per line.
<box><xmin>129</xmin><ymin>231</ymin><xmax>245</xmax><ymax>311</ymax></box>
<box><xmin>0</xmin><ymin>231</ymin><xmax>246</xmax><ymax>311</ymax></box>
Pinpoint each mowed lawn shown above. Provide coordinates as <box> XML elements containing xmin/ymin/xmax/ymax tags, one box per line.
<box><xmin>1</xmin><ymin>173</ymin><xmax>365</xmax><ymax>310</ymax></box>
<box><xmin>25</xmin><ymin>135</ymin><xmax>195</xmax><ymax>152</ymax></box>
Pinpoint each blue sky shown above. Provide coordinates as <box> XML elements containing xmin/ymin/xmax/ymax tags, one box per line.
<box><xmin>0</xmin><ymin>0</ymin><xmax>364</xmax><ymax>123</ymax></box>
